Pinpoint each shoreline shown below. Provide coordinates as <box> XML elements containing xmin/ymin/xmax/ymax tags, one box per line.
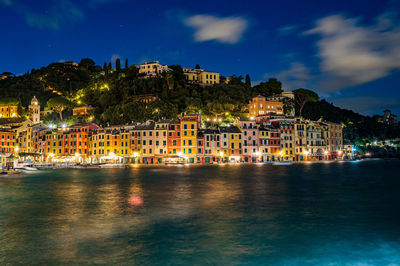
<box><xmin>17</xmin><ymin>158</ymin><xmax>393</xmax><ymax>170</ymax></box>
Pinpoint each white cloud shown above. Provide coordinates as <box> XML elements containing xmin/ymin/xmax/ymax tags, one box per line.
<box><xmin>305</xmin><ymin>13</ymin><xmax>400</xmax><ymax>91</ymax></box>
<box><xmin>0</xmin><ymin>0</ymin><xmax>125</xmax><ymax>30</ymax></box>
<box><xmin>184</xmin><ymin>14</ymin><xmax>248</xmax><ymax>44</ymax></box>
<box><xmin>278</xmin><ymin>25</ymin><xmax>298</xmax><ymax>35</ymax></box>
<box><xmin>0</xmin><ymin>0</ymin><xmax>84</xmax><ymax>30</ymax></box>
<box><xmin>276</xmin><ymin>62</ymin><xmax>313</xmax><ymax>90</ymax></box>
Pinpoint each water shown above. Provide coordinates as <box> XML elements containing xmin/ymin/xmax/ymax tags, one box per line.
<box><xmin>1</xmin><ymin>159</ymin><xmax>400</xmax><ymax>265</ymax></box>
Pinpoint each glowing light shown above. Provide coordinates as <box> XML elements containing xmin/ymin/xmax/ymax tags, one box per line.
<box><xmin>133</xmin><ymin>152</ymin><xmax>139</xmax><ymax>157</ymax></box>
<box><xmin>15</xmin><ymin>147</ymin><xmax>19</xmax><ymax>151</ymax></box>
<box><xmin>48</xmin><ymin>153</ymin><xmax>54</xmax><ymax>157</ymax></box>
<box><xmin>303</xmin><ymin>150</ymin><xmax>309</xmax><ymax>155</ymax></box>
<box><xmin>250</xmin><ymin>116</ymin><xmax>254</xmax><ymax>120</ymax></box>
<box><xmin>48</xmin><ymin>124</ymin><xmax>55</xmax><ymax>129</ymax></box>
<box><xmin>11</xmin><ymin>113</ymin><xmax>16</xmax><ymax>117</ymax></box>
<box><xmin>213</xmin><ymin>118</ymin><xmax>217</xmax><ymax>122</ymax></box>
<box><xmin>62</xmin><ymin>123</ymin><xmax>67</xmax><ymax>129</ymax></box>
<box><xmin>109</xmin><ymin>152</ymin><xmax>116</xmax><ymax>158</ymax></box>
<box><xmin>278</xmin><ymin>151</ymin><xmax>283</xmax><ymax>156</ymax></box>
<box><xmin>225</xmin><ymin>112</ymin><xmax>229</xmax><ymax>116</ymax></box>
<box><xmin>255</xmin><ymin>151</ymin><xmax>261</xmax><ymax>156</ymax></box>
<box><xmin>177</xmin><ymin>151</ymin><xmax>183</xmax><ymax>156</ymax></box>
<box><xmin>219</xmin><ymin>151</ymin><xmax>224</xmax><ymax>157</ymax></box>
<box><xmin>206</xmin><ymin>118</ymin><xmax>210</xmax><ymax>122</ymax></box>
<box><xmin>75</xmin><ymin>153</ymin><xmax>80</xmax><ymax>157</ymax></box>
<box><xmin>324</xmin><ymin>150</ymin><xmax>328</xmax><ymax>155</ymax></box>
<box><xmin>128</xmin><ymin>195</ymin><xmax>143</xmax><ymax>206</ymax></box>
<box><xmin>218</xmin><ymin>118</ymin><xmax>222</xmax><ymax>122</ymax></box>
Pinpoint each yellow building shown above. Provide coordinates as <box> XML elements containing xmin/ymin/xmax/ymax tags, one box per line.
<box><xmin>320</xmin><ymin>120</ymin><xmax>343</xmax><ymax>159</ymax></box>
<box><xmin>138</xmin><ymin>61</ymin><xmax>170</xmax><ymax>76</ymax></box>
<box><xmin>180</xmin><ymin>114</ymin><xmax>201</xmax><ymax>163</ymax></box>
<box><xmin>183</xmin><ymin>68</ymin><xmax>220</xmax><ymax>85</ymax></box>
<box><xmin>219</xmin><ymin>126</ymin><xmax>242</xmax><ymax>162</ymax></box>
<box><xmin>0</xmin><ymin>98</ymin><xmax>19</xmax><ymax>118</ymax></box>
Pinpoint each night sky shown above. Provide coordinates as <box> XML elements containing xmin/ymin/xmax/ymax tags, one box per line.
<box><xmin>1</xmin><ymin>0</ymin><xmax>399</xmax><ymax>116</ymax></box>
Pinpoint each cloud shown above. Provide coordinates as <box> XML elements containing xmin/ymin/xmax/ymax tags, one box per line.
<box><xmin>275</xmin><ymin>62</ymin><xmax>313</xmax><ymax>90</ymax></box>
<box><xmin>184</xmin><ymin>14</ymin><xmax>248</xmax><ymax>44</ymax></box>
<box><xmin>0</xmin><ymin>0</ymin><xmax>84</xmax><ymax>30</ymax></box>
<box><xmin>278</xmin><ymin>25</ymin><xmax>298</xmax><ymax>35</ymax></box>
<box><xmin>0</xmin><ymin>0</ymin><xmax>125</xmax><ymax>30</ymax></box>
<box><xmin>305</xmin><ymin>13</ymin><xmax>400</xmax><ymax>91</ymax></box>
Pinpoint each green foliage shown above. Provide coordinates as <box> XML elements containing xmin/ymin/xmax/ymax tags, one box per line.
<box><xmin>79</xmin><ymin>58</ymin><xmax>96</xmax><ymax>70</ymax></box>
<box><xmin>116</xmin><ymin>59</ymin><xmax>121</xmax><ymax>71</ymax></box>
<box><xmin>245</xmin><ymin>74</ymin><xmax>251</xmax><ymax>87</ymax></box>
<box><xmin>293</xmin><ymin>88</ymin><xmax>319</xmax><ymax>116</ymax></box>
<box><xmin>302</xmin><ymin>100</ymin><xmax>400</xmax><ymax>142</ymax></box>
<box><xmin>253</xmin><ymin>78</ymin><xmax>282</xmax><ymax>96</ymax></box>
<box><xmin>47</xmin><ymin>96</ymin><xmax>72</xmax><ymax>121</ymax></box>
<box><xmin>0</xmin><ymin>97</ymin><xmax>19</xmax><ymax>105</ymax></box>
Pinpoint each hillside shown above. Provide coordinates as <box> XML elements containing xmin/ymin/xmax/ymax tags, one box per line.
<box><xmin>0</xmin><ymin>58</ymin><xmax>398</xmax><ymax>142</ymax></box>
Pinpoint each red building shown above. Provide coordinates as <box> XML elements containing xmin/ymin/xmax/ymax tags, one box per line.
<box><xmin>259</xmin><ymin>127</ymin><xmax>280</xmax><ymax>161</ymax></box>
<box><xmin>167</xmin><ymin>120</ymin><xmax>181</xmax><ymax>155</ymax></box>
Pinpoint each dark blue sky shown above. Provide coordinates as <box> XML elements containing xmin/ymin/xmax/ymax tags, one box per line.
<box><xmin>1</xmin><ymin>0</ymin><xmax>399</xmax><ymax>116</ymax></box>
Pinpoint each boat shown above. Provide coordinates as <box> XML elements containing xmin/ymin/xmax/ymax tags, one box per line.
<box><xmin>273</xmin><ymin>161</ymin><xmax>293</xmax><ymax>165</ymax></box>
<box><xmin>23</xmin><ymin>166</ymin><xmax>39</xmax><ymax>171</ymax></box>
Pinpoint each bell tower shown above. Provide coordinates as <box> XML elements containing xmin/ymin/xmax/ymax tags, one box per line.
<box><xmin>29</xmin><ymin>96</ymin><xmax>40</xmax><ymax>124</ymax></box>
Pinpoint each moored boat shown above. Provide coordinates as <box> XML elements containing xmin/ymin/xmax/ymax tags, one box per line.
<box><xmin>273</xmin><ymin>161</ymin><xmax>293</xmax><ymax>165</ymax></box>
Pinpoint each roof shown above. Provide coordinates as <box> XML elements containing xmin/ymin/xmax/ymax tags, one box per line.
<box><xmin>219</xmin><ymin>126</ymin><xmax>241</xmax><ymax>133</ymax></box>
<box><xmin>202</xmin><ymin>129</ymin><xmax>220</xmax><ymax>134</ymax></box>
<box><xmin>134</xmin><ymin>121</ymin><xmax>155</xmax><ymax>130</ymax></box>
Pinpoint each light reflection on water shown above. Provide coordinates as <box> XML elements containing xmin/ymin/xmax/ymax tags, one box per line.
<box><xmin>0</xmin><ymin>159</ymin><xmax>400</xmax><ymax>265</ymax></box>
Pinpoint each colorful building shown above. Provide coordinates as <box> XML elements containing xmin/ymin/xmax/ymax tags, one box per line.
<box><xmin>180</xmin><ymin>114</ymin><xmax>201</xmax><ymax>163</ymax></box>
<box><xmin>183</xmin><ymin>68</ymin><xmax>220</xmax><ymax>85</ymax></box>
<box><xmin>73</xmin><ymin>105</ymin><xmax>95</xmax><ymax>116</ymax></box>
<box><xmin>239</xmin><ymin>118</ymin><xmax>259</xmax><ymax>162</ymax></box>
<box><xmin>249</xmin><ymin>95</ymin><xmax>284</xmax><ymax>118</ymax></box>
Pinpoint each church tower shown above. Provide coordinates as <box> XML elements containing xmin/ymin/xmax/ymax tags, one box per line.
<box><xmin>29</xmin><ymin>96</ymin><xmax>40</xmax><ymax>124</ymax></box>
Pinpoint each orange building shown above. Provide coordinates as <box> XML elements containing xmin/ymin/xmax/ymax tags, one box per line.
<box><xmin>249</xmin><ymin>95</ymin><xmax>284</xmax><ymax>117</ymax></box>
<box><xmin>0</xmin><ymin>130</ymin><xmax>17</xmax><ymax>154</ymax></box>
<box><xmin>73</xmin><ymin>106</ymin><xmax>94</xmax><ymax>116</ymax></box>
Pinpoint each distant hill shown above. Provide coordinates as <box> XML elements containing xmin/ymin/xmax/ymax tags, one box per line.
<box><xmin>303</xmin><ymin>100</ymin><xmax>399</xmax><ymax>142</ymax></box>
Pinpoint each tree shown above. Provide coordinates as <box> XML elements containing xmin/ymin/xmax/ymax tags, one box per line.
<box><xmin>245</xmin><ymin>74</ymin><xmax>251</xmax><ymax>87</ymax></box>
<box><xmin>293</xmin><ymin>88</ymin><xmax>319</xmax><ymax>117</ymax></box>
<box><xmin>195</xmin><ymin>64</ymin><xmax>201</xmax><ymax>69</ymax></box>
<box><xmin>46</xmin><ymin>96</ymin><xmax>71</xmax><ymax>121</ymax></box>
<box><xmin>254</xmin><ymin>78</ymin><xmax>282</xmax><ymax>96</ymax></box>
<box><xmin>79</xmin><ymin>58</ymin><xmax>95</xmax><ymax>69</ymax></box>
<box><xmin>125</xmin><ymin>58</ymin><xmax>129</xmax><ymax>69</ymax></box>
<box><xmin>116</xmin><ymin>58</ymin><xmax>121</xmax><ymax>71</ymax></box>
<box><xmin>282</xmin><ymin>97</ymin><xmax>295</xmax><ymax>115</ymax></box>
